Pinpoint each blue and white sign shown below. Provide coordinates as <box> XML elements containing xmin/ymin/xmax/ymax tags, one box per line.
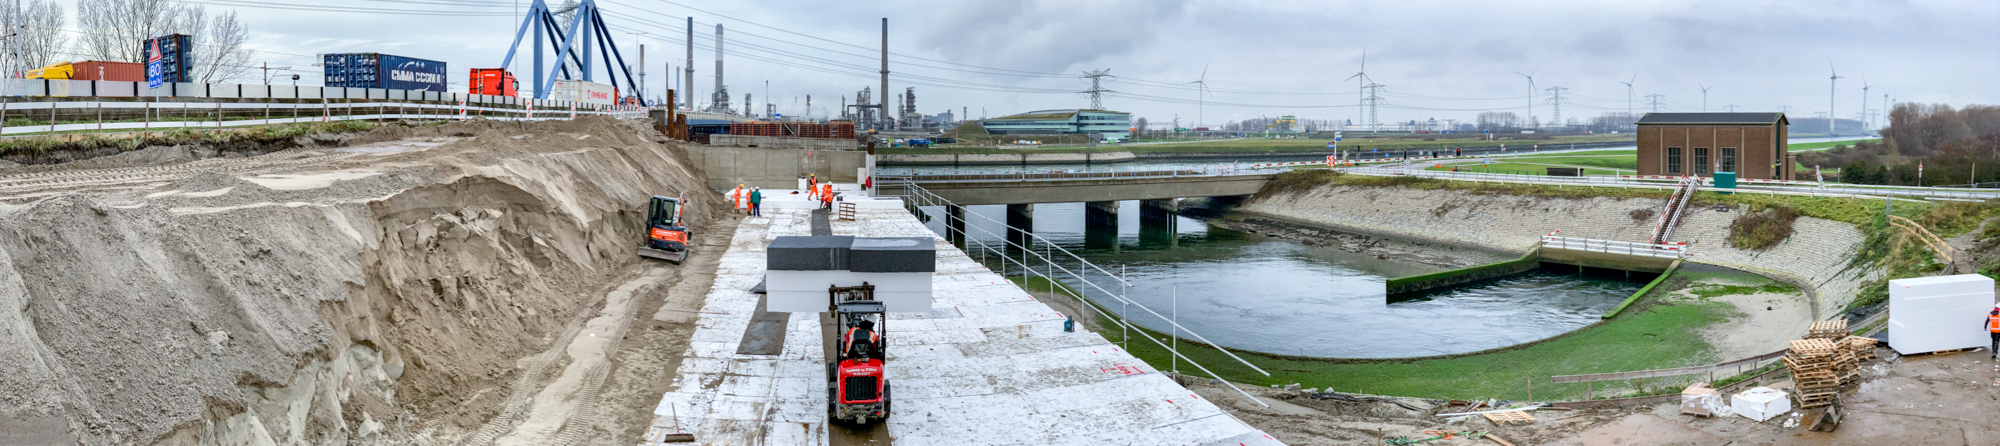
<box><xmin>146</xmin><ymin>38</ymin><xmax>163</xmax><ymax>89</ymax></box>
<box><xmin>1326</xmin><ymin>142</ymin><xmax>1335</xmax><ymax>149</ymax></box>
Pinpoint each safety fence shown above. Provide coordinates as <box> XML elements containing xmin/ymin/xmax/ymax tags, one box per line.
<box><xmin>0</xmin><ymin>78</ymin><xmax>664</xmax><ymax>138</ymax></box>
<box><xmin>883</xmin><ymin>181</ymin><xmax>1274</xmax><ymax>407</ymax></box>
<box><xmin>1539</xmin><ymin>235</ymin><xmax>1690</xmax><ymax>259</ymax></box>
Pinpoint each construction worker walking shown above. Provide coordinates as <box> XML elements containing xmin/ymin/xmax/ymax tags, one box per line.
<box><xmin>749</xmin><ymin>188</ymin><xmax>763</xmax><ymax>217</ymax></box>
<box><xmin>1987</xmin><ymin>304</ymin><xmax>2000</xmax><ymax>359</ymax></box>
<box><xmin>807</xmin><ymin>174</ymin><xmax>819</xmax><ymax>200</ymax></box>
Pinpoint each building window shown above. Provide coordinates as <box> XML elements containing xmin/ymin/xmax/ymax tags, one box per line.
<box><xmin>1666</xmin><ymin>147</ymin><xmax>1682</xmax><ymax>174</ymax></box>
<box><xmin>1720</xmin><ymin>148</ymin><xmax>1736</xmax><ymax>173</ymax></box>
<box><xmin>1693</xmin><ymin>148</ymin><xmax>1710</xmax><ymax>175</ymax></box>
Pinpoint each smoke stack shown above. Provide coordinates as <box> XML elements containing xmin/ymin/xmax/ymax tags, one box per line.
<box><xmin>684</xmin><ymin>17</ymin><xmax>694</xmax><ymax>110</ymax></box>
<box><xmin>714</xmin><ymin>23</ymin><xmax>725</xmax><ymax>109</ymax></box>
<box><xmin>880</xmin><ymin>18</ymin><xmax>889</xmax><ymax>130</ymax></box>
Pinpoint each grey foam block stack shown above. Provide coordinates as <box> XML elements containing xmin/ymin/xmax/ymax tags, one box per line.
<box><xmin>849</xmin><ymin>237</ymin><xmax>936</xmax><ymax>273</ymax></box>
<box><xmin>767</xmin><ymin>236</ymin><xmax>854</xmax><ymax>271</ymax></box>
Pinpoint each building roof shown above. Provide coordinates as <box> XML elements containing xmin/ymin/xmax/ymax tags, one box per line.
<box><xmin>987</xmin><ymin>109</ymin><xmax>1127</xmax><ymax>121</ymax></box>
<box><xmin>1636</xmin><ymin>112</ymin><xmax>1789</xmax><ymax>125</ymax></box>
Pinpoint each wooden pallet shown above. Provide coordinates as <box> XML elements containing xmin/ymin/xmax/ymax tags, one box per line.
<box><xmin>1904</xmin><ymin>347</ymin><xmax>1978</xmax><ymax>357</ymax></box>
<box><xmin>1808</xmin><ymin>320</ymin><xmax>1850</xmax><ymax>339</ymax></box>
<box><xmin>1483</xmin><ymin>410</ymin><xmax>1536</xmax><ymax>425</ymax></box>
<box><xmin>1790</xmin><ymin>338</ymin><xmax>1841</xmax><ymax>355</ymax></box>
<box><xmin>838</xmin><ymin>202</ymin><xmax>857</xmax><ymax>221</ymax></box>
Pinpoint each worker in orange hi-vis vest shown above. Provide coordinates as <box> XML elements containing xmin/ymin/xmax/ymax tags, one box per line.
<box><xmin>1987</xmin><ymin>304</ymin><xmax>2000</xmax><ymax>359</ymax></box>
<box><xmin>807</xmin><ymin>174</ymin><xmax>819</xmax><ymax>199</ymax></box>
<box><xmin>731</xmin><ymin>184</ymin><xmax>746</xmax><ymax>213</ymax></box>
<box><xmin>821</xmin><ymin>183</ymin><xmax>834</xmax><ymax>210</ymax></box>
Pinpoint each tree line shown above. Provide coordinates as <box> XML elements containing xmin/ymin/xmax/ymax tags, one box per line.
<box><xmin>1798</xmin><ymin>103</ymin><xmax>2000</xmax><ymax>185</ymax></box>
<box><xmin>1</xmin><ymin>0</ymin><xmax>251</xmax><ymax>82</ymax></box>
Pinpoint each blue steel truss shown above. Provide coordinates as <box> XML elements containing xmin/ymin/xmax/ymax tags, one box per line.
<box><xmin>500</xmin><ymin>0</ymin><xmax>641</xmax><ymax>99</ymax></box>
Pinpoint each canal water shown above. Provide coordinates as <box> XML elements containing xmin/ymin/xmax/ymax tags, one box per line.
<box><xmin>917</xmin><ymin>201</ymin><xmax>1644</xmax><ymax>359</ymax></box>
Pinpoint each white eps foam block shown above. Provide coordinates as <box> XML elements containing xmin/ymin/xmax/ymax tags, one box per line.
<box><xmin>764</xmin><ymin>270</ymin><xmax>933</xmax><ymax>313</ymax></box>
<box><xmin>1888</xmin><ymin>274</ymin><xmax>1995</xmax><ymax>355</ymax></box>
<box><xmin>1731</xmin><ymin>387</ymin><xmax>1789</xmax><ymax>422</ymax></box>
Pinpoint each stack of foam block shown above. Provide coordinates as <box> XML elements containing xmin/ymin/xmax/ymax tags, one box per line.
<box><xmin>1784</xmin><ymin>338</ymin><xmax>1849</xmax><ymax>409</ymax></box>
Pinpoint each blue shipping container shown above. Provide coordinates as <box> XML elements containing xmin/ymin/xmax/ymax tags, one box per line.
<box><xmin>143</xmin><ymin>34</ymin><xmax>193</xmax><ymax>83</ymax></box>
<box><xmin>322</xmin><ymin>53</ymin><xmax>447</xmax><ymax>92</ymax></box>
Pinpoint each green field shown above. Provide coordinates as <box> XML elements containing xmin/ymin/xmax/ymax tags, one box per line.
<box><xmin>1426</xmin><ymin>162</ymin><xmax>1626</xmax><ymax>176</ymax></box>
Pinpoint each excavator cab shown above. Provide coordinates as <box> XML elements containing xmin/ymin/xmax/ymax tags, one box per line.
<box><xmin>637</xmin><ymin>194</ymin><xmax>690</xmax><ymax>263</ymax></box>
<box><xmin>828</xmin><ymin>284</ymin><xmax>890</xmax><ymax>425</ymax></box>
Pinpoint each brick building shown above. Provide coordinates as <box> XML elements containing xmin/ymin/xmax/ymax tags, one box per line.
<box><xmin>1635</xmin><ymin>113</ymin><xmax>1792</xmax><ymax>180</ymax></box>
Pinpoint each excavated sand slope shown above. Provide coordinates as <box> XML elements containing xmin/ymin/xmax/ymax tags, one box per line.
<box><xmin>0</xmin><ymin>117</ymin><xmax>724</xmax><ymax>446</ymax></box>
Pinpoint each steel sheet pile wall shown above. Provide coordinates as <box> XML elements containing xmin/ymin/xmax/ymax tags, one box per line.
<box><xmin>727</xmin><ymin>122</ymin><xmax>854</xmax><ymax>139</ymax></box>
<box><xmin>324</xmin><ymin>53</ymin><xmax>448</xmax><ymax>92</ymax></box>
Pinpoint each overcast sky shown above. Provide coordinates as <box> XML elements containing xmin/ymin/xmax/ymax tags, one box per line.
<box><xmin>50</xmin><ymin>0</ymin><xmax>2000</xmax><ymax>127</ymax></box>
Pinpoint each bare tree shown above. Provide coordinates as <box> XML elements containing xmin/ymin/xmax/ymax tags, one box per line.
<box><xmin>75</xmin><ymin>0</ymin><xmax>253</xmax><ymax>82</ymax></box>
<box><xmin>0</xmin><ymin>0</ymin><xmax>67</xmax><ymax>75</ymax></box>
<box><xmin>190</xmin><ymin>9</ymin><xmax>250</xmax><ymax>82</ymax></box>
<box><xmin>77</xmin><ymin>0</ymin><xmax>193</xmax><ymax>63</ymax></box>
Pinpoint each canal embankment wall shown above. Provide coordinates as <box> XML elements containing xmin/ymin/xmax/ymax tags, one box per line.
<box><xmin>1238</xmin><ymin>185</ymin><xmax>1876</xmax><ymax>319</ymax></box>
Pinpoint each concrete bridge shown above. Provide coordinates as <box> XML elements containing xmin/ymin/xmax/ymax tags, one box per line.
<box><xmin>877</xmin><ymin>170</ymin><xmax>1276</xmax><ymax>245</ymax></box>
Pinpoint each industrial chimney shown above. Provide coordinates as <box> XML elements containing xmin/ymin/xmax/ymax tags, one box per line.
<box><xmin>684</xmin><ymin>17</ymin><xmax>694</xmax><ymax>110</ymax></box>
<box><xmin>713</xmin><ymin>23</ymin><xmax>726</xmax><ymax>112</ymax></box>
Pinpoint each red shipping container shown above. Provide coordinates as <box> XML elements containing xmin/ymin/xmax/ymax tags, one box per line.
<box><xmin>468</xmin><ymin>68</ymin><xmax>518</xmax><ymax>97</ymax></box>
<box><xmin>70</xmin><ymin>61</ymin><xmax>144</xmax><ymax>82</ymax></box>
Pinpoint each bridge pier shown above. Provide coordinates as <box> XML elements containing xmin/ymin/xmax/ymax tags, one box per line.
<box><xmin>945</xmin><ymin>204</ymin><xmax>966</xmax><ymax>246</ymax></box>
<box><xmin>1006</xmin><ymin>203</ymin><xmax>1034</xmax><ymax>249</ymax></box>
<box><xmin>1084</xmin><ymin>201</ymin><xmax>1120</xmax><ymax>226</ymax></box>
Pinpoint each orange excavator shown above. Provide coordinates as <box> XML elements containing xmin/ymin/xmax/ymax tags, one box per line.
<box><xmin>637</xmin><ymin>193</ymin><xmax>691</xmax><ymax>263</ymax></box>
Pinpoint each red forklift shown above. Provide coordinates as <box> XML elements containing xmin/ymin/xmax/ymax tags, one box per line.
<box><xmin>827</xmin><ymin>283</ymin><xmax>890</xmax><ymax>424</ymax></box>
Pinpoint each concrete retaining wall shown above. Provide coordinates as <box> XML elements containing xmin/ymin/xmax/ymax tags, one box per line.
<box><xmin>687</xmin><ymin>145</ymin><xmax>866</xmax><ymax>191</ymax></box>
<box><xmin>1241</xmin><ymin>185</ymin><xmax>1876</xmax><ymax>319</ymax></box>
<box><xmin>876</xmin><ymin>150</ymin><xmax>1135</xmax><ymax>166</ymax></box>
<box><xmin>1386</xmin><ymin>248</ymin><xmax>1539</xmax><ymax>301</ymax></box>
<box><xmin>709</xmin><ymin>134</ymin><xmax>858</xmax><ymax>151</ymax></box>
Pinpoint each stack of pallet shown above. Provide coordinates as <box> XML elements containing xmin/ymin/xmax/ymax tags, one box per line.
<box><xmin>1807</xmin><ymin>320</ymin><xmax>1850</xmax><ymax>340</ymax></box>
<box><xmin>1784</xmin><ymin>338</ymin><xmax>1850</xmax><ymax>409</ymax></box>
<box><xmin>1843</xmin><ymin>336</ymin><xmax>1879</xmax><ymax>362</ymax></box>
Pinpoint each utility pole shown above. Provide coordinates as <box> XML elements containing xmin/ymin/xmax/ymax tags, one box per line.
<box><xmin>1082</xmin><ymin>69</ymin><xmax>1112</xmax><ymax>109</ymax></box>
<box><xmin>1364</xmin><ymin>82</ymin><xmax>1385</xmax><ymax>127</ymax></box>
<box><xmin>1724</xmin><ymin>104</ymin><xmax>1741</xmax><ymax>112</ymax></box>
<box><xmin>1645</xmin><ymin>94</ymin><xmax>1665</xmax><ymax>113</ymax></box>
<box><xmin>683</xmin><ymin>17</ymin><xmax>693</xmax><ymax>110</ymax></box>
<box><xmin>1779</xmin><ymin>105</ymin><xmax>1792</xmax><ymax>114</ymax></box>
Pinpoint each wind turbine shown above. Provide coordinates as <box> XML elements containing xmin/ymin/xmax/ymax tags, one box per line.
<box><xmin>1828</xmin><ymin>59</ymin><xmax>1843</xmax><ymax>135</ymax></box>
<box><xmin>1859</xmin><ymin>78</ymin><xmax>1871</xmax><ymax>130</ymax></box>
<box><xmin>1185</xmin><ymin>63</ymin><xmax>1213</xmax><ymax>129</ymax></box>
<box><xmin>1343</xmin><ymin>49</ymin><xmax>1369</xmax><ymax>130</ymax></box>
<box><xmin>1511</xmin><ymin>65</ymin><xmax>1539</xmax><ymax>128</ymax></box>
<box><xmin>1698</xmin><ymin>83</ymin><xmax>1713</xmax><ymax>112</ymax></box>
<box><xmin>1618</xmin><ymin>73</ymin><xmax>1636</xmax><ymax>117</ymax></box>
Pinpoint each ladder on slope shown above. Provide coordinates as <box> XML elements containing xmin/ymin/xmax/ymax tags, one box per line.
<box><xmin>1649</xmin><ymin>176</ymin><xmax>1702</xmax><ymax>244</ymax></box>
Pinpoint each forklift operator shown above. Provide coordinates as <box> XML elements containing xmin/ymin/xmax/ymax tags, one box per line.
<box><xmin>845</xmin><ymin>320</ymin><xmax>881</xmax><ymax>359</ymax></box>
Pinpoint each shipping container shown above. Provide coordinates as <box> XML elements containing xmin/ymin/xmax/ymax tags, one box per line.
<box><xmin>468</xmin><ymin>68</ymin><xmax>518</xmax><ymax>97</ymax></box>
<box><xmin>142</xmin><ymin>34</ymin><xmax>193</xmax><ymax>83</ymax></box>
<box><xmin>73</xmin><ymin>61</ymin><xmax>146</xmax><ymax>82</ymax></box>
<box><xmin>323</xmin><ymin>53</ymin><xmax>448</xmax><ymax>92</ymax></box>
<box><xmin>547</xmin><ymin>79</ymin><xmax>617</xmax><ymax>106</ymax></box>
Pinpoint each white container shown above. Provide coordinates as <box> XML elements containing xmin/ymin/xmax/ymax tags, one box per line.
<box><xmin>1888</xmin><ymin>274</ymin><xmax>1995</xmax><ymax>355</ymax></box>
<box><xmin>1730</xmin><ymin>387</ymin><xmax>1789</xmax><ymax>422</ymax></box>
<box><xmin>547</xmin><ymin>79</ymin><xmax>616</xmax><ymax>106</ymax></box>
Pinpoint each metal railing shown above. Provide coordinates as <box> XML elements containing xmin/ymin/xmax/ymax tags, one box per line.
<box><xmin>1552</xmin><ymin>349</ymin><xmax>1786</xmax><ymax>400</ymax></box>
<box><xmin>882</xmin><ymin>181</ymin><xmax>1273</xmax><ymax>407</ymax></box>
<box><xmin>879</xmin><ymin>169</ymin><xmax>1281</xmax><ymax>184</ymax></box>
<box><xmin>1539</xmin><ymin>235</ymin><xmax>1690</xmax><ymax>259</ymax></box>
<box><xmin>1340</xmin><ymin>166</ymin><xmax>2000</xmax><ymax>200</ymax></box>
